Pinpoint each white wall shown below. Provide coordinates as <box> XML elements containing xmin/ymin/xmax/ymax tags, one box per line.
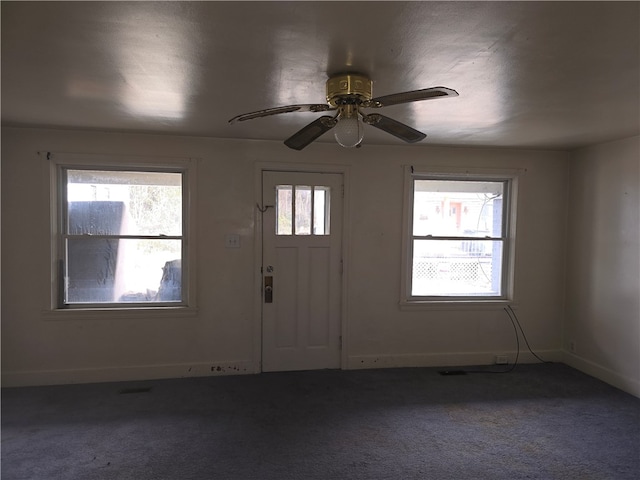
<box><xmin>1</xmin><ymin>127</ymin><xmax>568</xmax><ymax>386</ymax></box>
<box><xmin>564</xmin><ymin>135</ymin><xmax>640</xmax><ymax>396</ymax></box>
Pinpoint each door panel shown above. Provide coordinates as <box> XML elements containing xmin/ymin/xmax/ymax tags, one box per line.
<box><xmin>262</xmin><ymin>171</ymin><xmax>343</xmax><ymax>372</ymax></box>
<box><xmin>275</xmin><ymin>247</ymin><xmax>297</xmax><ymax>348</ymax></box>
<box><xmin>308</xmin><ymin>247</ymin><xmax>330</xmax><ymax>347</ymax></box>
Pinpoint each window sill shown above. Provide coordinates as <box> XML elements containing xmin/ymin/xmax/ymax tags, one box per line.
<box><xmin>42</xmin><ymin>306</ymin><xmax>199</xmax><ymax>320</ymax></box>
<box><xmin>399</xmin><ymin>299</ymin><xmax>516</xmax><ymax>311</ymax></box>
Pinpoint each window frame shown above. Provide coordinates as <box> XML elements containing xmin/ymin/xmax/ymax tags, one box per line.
<box><xmin>48</xmin><ymin>153</ymin><xmax>197</xmax><ymax>312</ymax></box>
<box><xmin>400</xmin><ymin>166</ymin><xmax>519</xmax><ymax>307</ymax></box>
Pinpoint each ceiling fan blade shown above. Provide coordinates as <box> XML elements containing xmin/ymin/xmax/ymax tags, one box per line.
<box><xmin>229</xmin><ymin>104</ymin><xmax>333</xmax><ymax>124</ymax></box>
<box><xmin>367</xmin><ymin>86</ymin><xmax>458</xmax><ymax>108</ymax></box>
<box><xmin>363</xmin><ymin>114</ymin><xmax>426</xmax><ymax>143</ymax></box>
<box><xmin>284</xmin><ymin>116</ymin><xmax>337</xmax><ymax>150</ymax></box>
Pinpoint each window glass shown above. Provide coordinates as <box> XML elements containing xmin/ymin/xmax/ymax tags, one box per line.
<box><xmin>276</xmin><ymin>185</ymin><xmax>293</xmax><ymax>235</ymax></box>
<box><xmin>276</xmin><ymin>185</ymin><xmax>331</xmax><ymax>236</ymax></box>
<box><xmin>66</xmin><ymin>170</ymin><xmax>182</xmax><ymax>236</ymax></box>
<box><xmin>295</xmin><ymin>186</ymin><xmax>312</xmax><ymax>235</ymax></box>
<box><xmin>407</xmin><ymin>175</ymin><xmax>512</xmax><ymax>300</ymax></box>
<box><xmin>66</xmin><ymin>238</ymin><xmax>182</xmax><ymax>303</ymax></box>
<box><xmin>412</xmin><ymin>239</ymin><xmax>503</xmax><ymax>296</ymax></box>
<box><xmin>313</xmin><ymin>186</ymin><xmax>330</xmax><ymax>235</ymax></box>
<box><xmin>413</xmin><ymin>180</ymin><xmax>503</xmax><ymax>237</ymax></box>
<box><xmin>61</xmin><ymin>168</ymin><xmax>184</xmax><ymax>306</ymax></box>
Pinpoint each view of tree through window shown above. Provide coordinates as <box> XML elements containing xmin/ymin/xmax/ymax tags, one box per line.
<box><xmin>128</xmin><ymin>184</ymin><xmax>182</xmax><ymax>253</ymax></box>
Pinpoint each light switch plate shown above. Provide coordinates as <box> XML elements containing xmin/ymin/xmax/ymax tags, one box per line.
<box><xmin>225</xmin><ymin>234</ymin><xmax>240</xmax><ymax>248</ymax></box>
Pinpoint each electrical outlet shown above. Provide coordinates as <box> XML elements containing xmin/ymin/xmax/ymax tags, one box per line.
<box><xmin>569</xmin><ymin>341</ymin><xmax>576</xmax><ymax>353</ymax></box>
<box><xmin>495</xmin><ymin>355</ymin><xmax>509</xmax><ymax>365</ymax></box>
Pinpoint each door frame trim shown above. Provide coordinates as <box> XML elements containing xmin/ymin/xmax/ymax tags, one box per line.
<box><xmin>253</xmin><ymin>162</ymin><xmax>351</xmax><ymax>373</ymax></box>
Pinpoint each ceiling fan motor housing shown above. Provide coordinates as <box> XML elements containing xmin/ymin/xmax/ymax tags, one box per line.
<box><xmin>326</xmin><ymin>73</ymin><xmax>373</xmax><ymax>107</ymax></box>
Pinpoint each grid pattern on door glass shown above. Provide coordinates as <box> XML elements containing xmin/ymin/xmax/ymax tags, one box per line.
<box><xmin>276</xmin><ymin>185</ymin><xmax>330</xmax><ymax>235</ymax></box>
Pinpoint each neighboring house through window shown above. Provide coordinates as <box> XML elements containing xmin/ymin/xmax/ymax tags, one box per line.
<box><xmin>402</xmin><ymin>166</ymin><xmax>519</xmax><ymax>304</ymax></box>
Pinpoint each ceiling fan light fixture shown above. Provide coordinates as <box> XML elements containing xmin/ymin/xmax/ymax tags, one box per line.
<box><xmin>229</xmin><ymin>72</ymin><xmax>458</xmax><ymax>150</ymax></box>
<box><xmin>334</xmin><ymin>105</ymin><xmax>364</xmax><ymax>148</ymax></box>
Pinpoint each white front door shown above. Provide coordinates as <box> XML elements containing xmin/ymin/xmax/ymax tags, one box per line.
<box><xmin>261</xmin><ymin>171</ymin><xmax>343</xmax><ymax>372</ymax></box>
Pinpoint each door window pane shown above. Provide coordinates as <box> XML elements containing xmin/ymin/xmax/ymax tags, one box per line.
<box><xmin>295</xmin><ymin>186</ymin><xmax>312</xmax><ymax>235</ymax></box>
<box><xmin>313</xmin><ymin>186</ymin><xmax>330</xmax><ymax>235</ymax></box>
<box><xmin>276</xmin><ymin>185</ymin><xmax>293</xmax><ymax>235</ymax></box>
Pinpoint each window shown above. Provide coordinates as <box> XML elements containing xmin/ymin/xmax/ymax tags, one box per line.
<box><xmin>403</xmin><ymin>168</ymin><xmax>517</xmax><ymax>303</ymax></box>
<box><xmin>275</xmin><ymin>184</ymin><xmax>331</xmax><ymax>235</ymax></box>
<box><xmin>53</xmin><ymin>161</ymin><xmax>191</xmax><ymax>309</ymax></box>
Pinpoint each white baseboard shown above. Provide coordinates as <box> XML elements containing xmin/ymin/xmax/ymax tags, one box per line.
<box><xmin>1</xmin><ymin>360</ymin><xmax>257</xmax><ymax>387</ymax></box>
<box><xmin>8</xmin><ymin>352</ymin><xmax>635</xmax><ymax>400</ymax></box>
<box><xmin>347</xmin><ymin>350</ymin><xmax>563</xmax><ymax>370</ymax></box>
<box><xmin>562</xmin><ymin>351</ymin><xmax>640</xmax><ymax>398</ymax></box>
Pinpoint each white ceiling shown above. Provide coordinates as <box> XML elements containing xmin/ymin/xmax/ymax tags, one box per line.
<box><xmin>2</xmin><ymin>1</ymin><xmax>638</xmax><ymax>150</ymax></box>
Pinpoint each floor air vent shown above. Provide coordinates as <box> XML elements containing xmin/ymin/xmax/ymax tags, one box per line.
<box><xmin>118</xmin><ymin>387</ymin><xmax>152</xmax><ymax>394</ymax></box>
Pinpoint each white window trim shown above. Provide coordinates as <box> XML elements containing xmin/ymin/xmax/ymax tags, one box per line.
<box><xmin>46</xmin><ymin>152</ymin><xmax>198</xmax><ymax>313</ymax></box>
<box><xmin>400</xmin><ymin>165</ymin><xmax>520</xmax><ymax>309</ymax></box>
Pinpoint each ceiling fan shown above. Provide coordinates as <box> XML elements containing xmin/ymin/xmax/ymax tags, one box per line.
<box><xmin>229</xmin><ymin>73</ymin><xmax>458</xmax><ymax>150</ymax></box>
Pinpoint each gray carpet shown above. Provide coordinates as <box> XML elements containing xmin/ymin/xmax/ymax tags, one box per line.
<box><xmin>2</xmin><ymin>363</ymin><xmax>639</xmax><ymax>479</ymax></box>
